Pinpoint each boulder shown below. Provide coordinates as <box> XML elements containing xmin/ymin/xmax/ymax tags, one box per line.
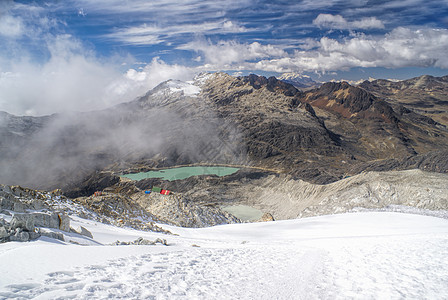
<box><xmin>13</xmin><ymin>202</ymin><xmax>25</xmax><ymax>213</ymax></box>
<box><xmin>39</xmin><ymin>230</ymin><xmax>64</xmax><ymax>241</ymax></box>
<box><xmin>0</xmin><ymin>225</ymin><xmax>8</xmax><ymax>239</ymax></box>
<box><xmin>9</xmin><ymin>229</ymin><xmax>30</xmax><ymax>242</ymax></box>
<box><xmin>32</xmin><ymin>212</ymin><xmax>59</xmax><ymax>229</ymax></box>
<box><xmin>258</xmin><ymin>212</ymin><xmax>275</xmax><ymax>222</ymax></box>
<box><xmin>0</xmin><ymin>197</ymin><xmax>14</xmax><ymax>210</ymax></box>
<box><xmin>10</xmin><ymin>214</ymin><xmax>36</xmax><ymax>232</ymax></box>
<box><xmin>70</xmin><ymin>225</ymin><xmax>93</xmax><ymax>239</ymax></box>
<box><xmin>33</xmin><ymin>212</ymin><xmax>71</xmax><ymax>232</ymax></box>
<box><xmin>57</xmin><ymin>213</ymin><xmax>71</xmax><ymax>232</ymax></box>
<box><xmin>28</xmin><ymin>231</ymin><xmax>41</xmax><ymax>240</ymax></box>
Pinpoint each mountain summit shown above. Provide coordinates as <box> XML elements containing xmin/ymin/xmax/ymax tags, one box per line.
<box><xmin>277</xmin><ymin>72</ymin><xmax>319</xmax><ymax>88</ymax></box>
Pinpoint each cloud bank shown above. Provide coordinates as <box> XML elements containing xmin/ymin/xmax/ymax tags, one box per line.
<box><xmin>313</xmin><ymin>14</ymin><xmax>385</xmax><ymax>30</ymax></box>
<box><xmin>182</xmin><ymin>27</ymin><xmax>448</xmax><ymax>73</ymax></box>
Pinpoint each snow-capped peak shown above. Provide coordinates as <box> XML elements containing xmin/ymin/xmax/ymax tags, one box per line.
<box><xmin>278</xmin><ymin>72</ymin><xmax>312</xmax><ymax>81</ymax></box>
<box><xmin>277</xmin><ymin>72</ymin><xmax>318</xmax><ymax>88</ymax></box>
<box><xmin>165</xmin><ymin>80</ymin><xmax>201</xmax><ymax>97</ymax></box>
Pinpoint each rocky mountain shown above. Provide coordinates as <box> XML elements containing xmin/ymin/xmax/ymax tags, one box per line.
<box><xmin>359</xmin><ymin>75</ymin><xmax>448</xmax><ymax>127</ymax></box>
<box><xmin>0</xmin><ymin>72</ymin><xmax>447</xmax><ymax>191</ymax></box>
<box><xmin>174</xmin><ymin>169</ymin><xmax>448</xmax><ymax>220</ymax></box>
<box><xmin>299</xmin><ymin>81</ymin><xmax>448</xmax><ymax>162</ymax></box>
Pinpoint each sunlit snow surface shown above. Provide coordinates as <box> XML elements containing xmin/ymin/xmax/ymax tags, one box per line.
<box><xmin>166</xmin><ymin>80</ymin><xmax>201</xmax><ymax>97</ymax></box>
<box><xmin>1</xmin><ymin>212</ymin><xmax>447</xmax><ymax>299</ymax></box>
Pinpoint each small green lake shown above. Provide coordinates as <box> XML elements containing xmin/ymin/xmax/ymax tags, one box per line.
<box><xmin>121</xmin><ymin>166</ymin><xmax>240</xmax><ymax>181</ymax></box>
<box><xmin>221</xmin><ymin>205</ymin><xmax>264</xmax><ymax>221</ymax></box>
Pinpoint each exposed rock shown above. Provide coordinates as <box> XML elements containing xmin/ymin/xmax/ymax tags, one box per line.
<box><xmin>70</xmin><ymin>225</ymin><xmax>93</xmax><ymax>239</ymax></box>
<box><xmin>131</xmin><ymin>191</ymin><xmax>241</xmax><ymax>228</ymax></box>
<box><xmin>31</xmin><ymin>212</ymin><xmax>71</xmax><ymax>232</ymax></box>
<box><xmin>10</xmin><ymin>214</ymin><xmax>36</xmax><ymax>232</ymax></box>
<box><xmin>29</xmin><ymin>231</ymin><xmax>41</xmax><ymax>240</ymax></box>
<box><xmin>218</xmin><ymin>169</ymin><xmax>448</xmax><ymax>220</ymax></box>
<box><xmin>258</xmin><ymin>212</ymin><xmax>275</xmax><ymax>222</ymax></box>
<box><xmin>3</xmin><ymin>211</ymin><xmax>70</xmax><ymax>243</ymax></box>
<box><xmin>112</xmin><ymin>237</ymin><xmax>168</xmax><ymax>246</ymax></box>
<box><xmin>9</xmin><ymin>229</ymin><xmax>30</xmax><ymax>242</ymax></box>
<box><xmin>0</xmin><ymin>225</ymin><xmax>8</xmax><ymax>239</ymax></box>
<box><xmin>350</xmin><ymin>150</ymin><xmax>448</xmax><ymax>174</ymax></box>
<box><xmin>72</xmin><ymin>192</ymin><xmax>171</xmax><ymax>233</ymax></box>
<box><xmin>359</xmin><ymin>75</ymin><xmax>448</xmax><ymax>127</ymax></box>
<box><xmin>57</xmin><ymin>213</ymin><xmax>71</xmax><ymax>232</ymax></box>
<box><xmin>63</xmin><ymin>172</ymin><xmax>120</xmax><ymax>198</ymax></box>
<box><xmin>1</xmin><ymin>73</ymin><xmax>448</xmax><ymax>190</ymax></box>
<box><xmin>38</xmin><ymin>229</ymin><xmax>64</xmax><ymax>241</ymax></box>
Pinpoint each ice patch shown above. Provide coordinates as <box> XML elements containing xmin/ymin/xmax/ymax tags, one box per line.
<box><xmin>166</xmin><ymin>80</ymin><xmax>201</xmax><ymax>97</ymax></box>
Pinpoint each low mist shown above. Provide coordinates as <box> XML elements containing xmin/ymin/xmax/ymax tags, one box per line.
<box><xmin>0</xmin><ymin>80</ymin><xmax>246</xmax><ymax>191</ymax></box>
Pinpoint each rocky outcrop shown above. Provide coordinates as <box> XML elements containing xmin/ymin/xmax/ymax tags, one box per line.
<box><xmin>258</xmin><ymin>212</ymin><xmax>275</xmax><ymax>222</ymax></box>
<box><xmin>70</xmin><ymin>225</ymin><xmax>93</xmax><ymax>239</ymax></box>
<box><xmin>215</xmin><ymin>169</ymin><xmax>448</xmax><ymax>220</ymax></box>
<box><xmin>359</xmin><ymin>75</ymin><xmax>448</xmax><ymax>127</ymax></box>
<box><xmin>72</xmin><ymin>192</ymin><xmax>170</xmax><ymax>233</ymax></box>
<box><xmin>131</xmin><ymin>191</ymin><xmax>241</xmax><ymax>228</ymax></box>
<box><xmin>112</xmin><ymin>237</ymin><xmax>168</xmax><ymax>246</ymax></box>
<box><xmin>350</xmin><ymin>150</ymin><xmax>448</xmax><ymax>174</ymax></box>
<box><xmin>0</xmin><ymin>184</ymin><xmax>73</xmax><ymax>243</ymax></box>
<box><xmin>0</xmin><ymin>184</ymin><xmax>172</xmax><ymax>243</ymax></box>
<box><xmin>63</xmin><ymin>171</ymin><xmax>120</xmax><ymax>198</ymax></box>
<box><xmin>1</xmin><ymin>212</ymin><xmax>71</xmax><ymax>243</ymax></box>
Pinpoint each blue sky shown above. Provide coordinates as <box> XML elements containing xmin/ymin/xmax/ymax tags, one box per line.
<box><xmin>1</xmin><ymin>0</ymin><xmax>448</xmax><ymax>115</ymax></box>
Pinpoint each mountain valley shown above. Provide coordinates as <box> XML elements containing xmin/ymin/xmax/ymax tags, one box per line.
<box><xmin>0</xmin><ymin>72</ymin><xmax>447</xmax><ymax>229</ymax></box>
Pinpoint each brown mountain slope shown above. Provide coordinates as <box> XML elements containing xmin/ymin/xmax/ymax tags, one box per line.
<box><xmin>299</xmin><ymin>81</ymin><xmax>448</xmax><ymax>161</ymax></box>
<box><xmin>359</xmin><ymin>75</ymin><xmax>448</xmax><ymax>127</ymax></box>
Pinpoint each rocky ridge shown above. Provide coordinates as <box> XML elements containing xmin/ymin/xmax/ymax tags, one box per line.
<box><xmin>185</xmin><ymin>169</ymin><xmax>448</xmax><ymax>220</ymax></box>
<box><xmin>0</xmin><ymin>184</ymin><xmax>174</xmax><ymax>243</ymax></box>
<box><xmin>1</xmin><ymin>185</ymin><xmax>72</xmax><ymax>242</ymax></box>
<box><xmin>359</xmin><ymin>75</ymin><xmax>448</xmax><ymax>127</ymax></box>
<box><xmin>76</xmin><ymin>178</ymin><xmax>241</xmax><ymax>228</ymax></box>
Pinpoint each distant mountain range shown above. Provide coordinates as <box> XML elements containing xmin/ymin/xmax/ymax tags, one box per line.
<box><xmin>0</xmin><ymin>73</ymin><xmax>447</xmax><ymax>193</ymax></box>
<box><xmin>277</xmin><ymin>72</ymin><xmax>319</xmax><ymax>88</ymax></box>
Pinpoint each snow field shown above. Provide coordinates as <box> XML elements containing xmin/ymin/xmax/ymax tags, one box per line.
<box><xmin>1</xmin><ymin>212</ymin><xmax>447</xmax><ymax>299</ymax></box>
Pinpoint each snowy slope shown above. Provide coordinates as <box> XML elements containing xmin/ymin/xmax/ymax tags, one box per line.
<box><xmin>1</xmin><ymin>212</ymin><xmax>448</xmax><ymax>299</ymax></box>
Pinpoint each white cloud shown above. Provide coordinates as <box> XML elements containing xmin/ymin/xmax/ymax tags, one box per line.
<box><xmin>0</xmin><ymin>37</ymin><xmax>124</xmax><ymax>116</ymax></box>
<box><xmin>178</xmin><ymin>40</ymin><xmax>287</xmax><ymax>67</ymax></box>
<box><xmin>107</xmin><ymin>20</ymin><xmax>249</xmax><ymax>45</ymax></box>
<box><xmin>0</xmin><ymin>37</ymin><xmax>198</xmax><ymax>116</ymax></box>
<box><xmin>0</xmin><ymin>2</ymin><xmax>203</xmax><ymax>116</ymax></box>
<box><xmin>0</xmin><ymin>14</ymin><xmax>24</xmax><ymax>37</ymax></box>
<box><xmin>351</xmin><ymin>17</ymin><xmax>385</xmax><ymax>30</ymax></box>
<box><xmin>181</xmin><ymin>27</ymin><xmax>448</xmax><ymax>74</ymax></box>
<box><xmin>115</xmin><ymin>57</ymin><xmax>197</xmax><ymax>97</ymax></box>
<box><xmin>313</xmin><ymin>14</ymin><xmax>385</xmax><ymax>30</ymax></box>
<box><xmin>246</xmin><ymin>28</ymin><xmax>448</xmax><ymax>73</ymax></box>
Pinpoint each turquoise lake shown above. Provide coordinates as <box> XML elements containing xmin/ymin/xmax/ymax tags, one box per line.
<box><xmin>121</xmin><ymin>166</ymin><xmax>240</xmax><ymax>181</ymax></box>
